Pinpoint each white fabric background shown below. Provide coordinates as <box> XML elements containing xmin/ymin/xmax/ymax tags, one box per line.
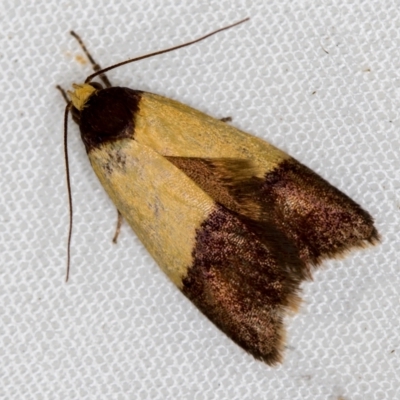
<box><xmin>0</xmin><ymin>0</ymin><xmax>399</xmax><ymax>399</ymax></box>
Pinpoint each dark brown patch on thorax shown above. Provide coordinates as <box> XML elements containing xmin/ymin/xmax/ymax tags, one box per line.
<box><xmin>74</xmin><ymin>87</ymin><xmax>142</xmax><ymax>153</ymax></box>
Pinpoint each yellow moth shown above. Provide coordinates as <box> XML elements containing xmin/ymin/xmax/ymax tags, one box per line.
<box><xmin>59</xmin><ymin>18</ymin><xmax>379</xmax><ymax>365</ymax></box>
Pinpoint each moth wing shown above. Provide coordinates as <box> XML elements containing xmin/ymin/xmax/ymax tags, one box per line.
<box><xmin>182</xmin><ymin>203</ymin><xmax>303</xmax><ymax>365</ymax></box>
<box><xmin>166</xmin><ymin>156</ymin><xmax>266</xmax><ymax>220</ymax></box>
<box><xmin>89</xmin><ymin>139</ymin><xmax>303</xmax><ymax>364</ymax></box>
<box><xmin>133</xmin><ymin>91</ymin><xmax>379</xmax><ymax>268</ymax></box>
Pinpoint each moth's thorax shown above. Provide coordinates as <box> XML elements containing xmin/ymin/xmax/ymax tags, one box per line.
<box><xmin>71</xmin><ymin>86</ymin><xmax>142</xmax><ymax>153</ymax></box>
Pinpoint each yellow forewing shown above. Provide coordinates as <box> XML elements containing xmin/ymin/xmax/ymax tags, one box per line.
<box><xmin>134</xmin><ymin>92</ymin><xmax>290</xmax><ymax>175</ymax></box>
<box><xmin>89</xmin><ymin>139</ymin><xmax>215</xmax><ymax>287</ymax></box>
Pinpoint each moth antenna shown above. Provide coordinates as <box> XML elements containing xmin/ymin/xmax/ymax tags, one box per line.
<box><xmin>63</xmin><ymin>102</ymin><xmax>73</xmax><ymax>282</ymax></box>
<box><xmin>70</xmin><ymin>30</ymin><xmax>112</xmax><ymax>88</ymax></box>
<box><xmin>85</xmin><ymin>17</ymin><xmax>250</xmax><ymax>83</ymax></box>
<box><xmin>56</xmin><ymin>84</ymin><xmax>69</xmax><ymax>103</ymax></box>
<box><xmin>57</xmin><ymin>85</ymin><xmax>74</xmax><ymax>282</ymax></box>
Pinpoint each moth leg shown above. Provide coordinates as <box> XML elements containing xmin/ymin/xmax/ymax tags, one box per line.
<box><xmin>112</xmin><ymin>210</ymin><xmax>124</xmax><ymax>244</ymax></box>
<box><xmin>220</xmin><ymin>116</ymin><xmax>232</xmax><ymax>122</ymax></box>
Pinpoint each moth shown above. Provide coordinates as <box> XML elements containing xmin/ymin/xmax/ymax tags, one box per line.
<box><xmin>58</xmin><ymin>18</ymin><xmax>379</xmax><ymax>365</ymax></box>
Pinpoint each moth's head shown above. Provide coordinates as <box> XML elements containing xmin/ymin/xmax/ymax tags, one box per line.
<box><xmin>68</xmin><ymin>84</ymin><xmax>141</xmax><ymax>153</ymax></box>
<box><xmin>68</xmin><ymin>82</ymin><xmax>103</xmax><ymax>122</ymax></box>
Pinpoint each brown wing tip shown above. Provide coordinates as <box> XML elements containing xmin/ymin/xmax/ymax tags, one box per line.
<box><xmin>310</xmin><ymin>225</ymin><xmax>380</xmax><ymax>267</ymax></box>
<box><xmin>368</xmin><ymin>227</ymin><xmax>381</xmax><ymax>245</ymax></box>
<box><xmin>258</xmin><ymin>329</ymin><xmax>286</xmax><ymax>366</ymax></box>
<box><xmin>251</xmin><ymin>296</ymin><xmax>302</xmax><ymax>366</ymax></box>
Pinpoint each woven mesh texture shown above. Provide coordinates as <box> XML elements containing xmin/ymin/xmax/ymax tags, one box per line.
<box><xmin>1</xmin><ymin>1</ymin><xmax>399</xmax><ymax>399</ymax></box>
